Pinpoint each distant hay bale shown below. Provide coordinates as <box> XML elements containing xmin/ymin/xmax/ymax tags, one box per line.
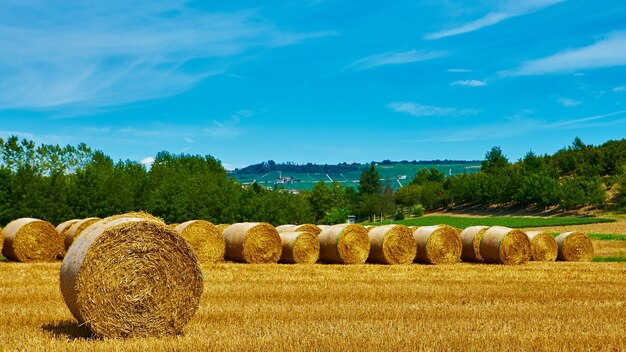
<box><xmin>169</xmin><ymin>223</ymin><xmax>180</xmax><ymax>230</ymax></box>
<box><xmin>318</xmin><ymin>224</ymin><xmax>370</xmax><ymax>264</ymax></box>
<box><xmin>460</xmin><ymin>226</ymin><xmax>489</xmax><ymax>262</ymax></box>
<box><xmin>555</xmin><ymin>231</ymin><xmax>593</xmax><ymax>262</ymax></box>
<box><xmin>366</xmin><ymin>225</ymin><xmax>416</xmax><ymax>265</ymax></box>
<box><xmin>525</xmin><ymin>231</ymin><xmax>558</xmax><ymax>262</ymax></box>
<box><xmin>216</xmin><ymin>224</ymin><xmax>230</xmax><ymax>234</ymax></box>
<box><xmin>278</xmin><ymin>231</ymin><xmax>320</xmax><ymax>264</ymax></box>
<box><xmin>480</xmin><ymin>226</ymin><xmax>531</xmax><ymax>265</ymax></box>
<box><xmin>64</xmin><ymin>218</ymin><xmax>101</xmax><ymax>251</ymax></box>
<box><xmin>317</xmin><ymin>225</ymin><xmax>331</xmax><ymax>231</ymax></box>
<box><xmin>413</xmin><ymin>225</ymin><xmax>462</xmax><ymax>264</ymax></box>
<box><xmin>222</xmin><ymin>223</ymin><xmax>282</xmax><ymax>263</ymax></box>
<box><xmin>2</xmin><ymin>218</ymin><xmax>62</xmax><ymax>262</ymax></box>
<box><xmin>175</xmin><ymin>220</ymin><xmax>225</xmax><ymax>263</ymax></box>
<box><xmin>408</xmin><ymin>226</ymin><xmax>419</xmax><ymax>231</ymax></box>
<box><xmin>56</xmin><ymin>219</ymin><xmax>80</xmax><ymax>258</ymax></box>
<box><xmin>364</xmin><ymin>225</ymin><xmax>375</xmax><ymax>230</ymax></box>
<box><xmin>276</xmin><ymin>224</ymin><xmax>322</xmax><ymax>236</ymax></box>
<box><xmin>60</xmin><ymin>215</ymin><xmax>203</xmax><ymax>338</ymax></box>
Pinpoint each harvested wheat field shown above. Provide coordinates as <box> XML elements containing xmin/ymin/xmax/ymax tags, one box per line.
<box><xmin>0</xmin><ymin>262</ymin><xmax>624</xmax><ymax>351</ymax></box>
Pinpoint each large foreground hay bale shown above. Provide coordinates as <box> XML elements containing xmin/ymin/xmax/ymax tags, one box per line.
<box><xmin>175</xmin><ymin>220</ymin><xmax>225</xmax><ymax>263</ymax></box>
<box><xmin>2</xmin><ymin>218</ymin><xmax>63</xmax><ymax>262</ymax></box>
<box><xmin>222</xmin><ymin>223</ymin><xmax>282</xmax><ymax>263</ymax></box>
<box><xmin>278</xmin><ymin>231</ymin><xmax>320</xmax><ymax>264</ymax></box>
<box><xmin>60</xmin><ymin>215</ymin><xmax>203</xmax><ymax>338</ymax></box>
<box><xmin>318</xmin><ymin>224</ymin><xmax>370</xmax><ymax>264</ymax></box>
<box><xmin>413</xmin><ymin>225</ymin><xmax>462</xmax><ymax>264</ymax></box>
<box><xmin>64</xmin><ymin>217</ymin><xmax>100</xmax><ymax>251</ymax></box>
<box><xmin>56</xmin><ymin>219</ymin><xmax>80</xmax><ymax>258</ymax></box>
<box><xmin>555</xmin><ymin>231</ymin><xmax>593</xmax><ymax>262</ymax></box>
<box><xmin>276</xmin><ymin>224</ymin><xmax>322</xmax><ymax>236</ymax></box>
<box><xmin>525</xmin><ymin>231</ymin><xmax>558</xmax><ymax>262</ymax></box>
<box><xmin>367</xmin><ymin>225</ymin><xmax>416</xmax><ymax>264</ymax></box>
<box><xmin>460</xmin><ymin>226</ymin><xmax>489</xmax><ymax>262</ymax></box>
<box><xmin>480</xmin><ymin>226</ymin><xmax>531</xmax><ymax>265</ymax></box>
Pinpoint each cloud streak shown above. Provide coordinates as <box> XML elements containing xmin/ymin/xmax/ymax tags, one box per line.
<box><xmin>426</xmin><ymin>0</ymin><xmax>566</xmax><ymax>40</ymax></box>
<box><xmin>388</xmin><ymin>102</ymin><xmax>477</xmax><ymax>117</ymax></box>
<box><xmin>344</xmin><ymin>49</ymin><xmax>446</xmax><ymax>71</ymax></box>
<box><xmin>451</xmin><ymin>80</ymin><xmax>486</xmax><ymax>87</ymax></box>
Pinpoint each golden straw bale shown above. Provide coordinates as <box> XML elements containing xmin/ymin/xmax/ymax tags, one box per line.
<box><xmin>56</xmin><ymin>219</ymin><xmax>80</xmax><ymax>258</ymax></box>
<box><xmin>278</xmin><ymin>231</ymin><xmax>320</xmax><ymax>264</ymax></box>
<box><xmin>525</xmin><ymin>231</ymin><xmax>558</xmax><ymax>262</ymax></box>
<box><xmin>460</xmin><ymin>226</ymin><xmax>489</xmax><ymax>262</ymax></box>
<box><xmin>413</xmin><ymin>225</ymin><xmax>462</xmax><ymax>264</ymax></box>
<box><xmin>175</xmin><ymin>220</ymin><xmax>225</xmax><ymax>263</ymax></box>
<box><xmin>480</xmin><ymin>226</ymin><xmax>531</xmax><ymax>265</ymax></box>
<box><xmin>317</xmin><ymin>225</ymin><xmax>331</xmax><ymax>231</ymax></box>
<box><xmin>555</xmin><ymin>231</ymin><xmax>594</xmax><ymax>262</ymax></box>
<box><xmin>216</xmin><ymin>224</ymin><xmax>230</xmax><ymax>234</ymax></box>
<box><xmin>222</xmin><ymin>223</ymin><xmax>282</xmax><ymax>263</ymax></box>
<box><xmin>169</xmin><ymin>223</ymin><xmax>180</xmax><ymax>230</ymax></box>
<box><xmin>318</xmin><ymin>224</ymin><xmax>370</xmax><ymax>264</ymax></box>
<box><xmin>64</xmin><ymin>218</ymin><xmax>100</xmax><ymax>251</ymax></box>
<box><xmin>60</xmin><ymin>215</ymin><xmax>203</xmax><ymax>338</ymax></box>
<box><xmin>2</xmin><ymin>218</ymin><xmax>62</xmax><ymax>262</ymax></box>
<box><xmin>276</xmin><ymin>224</ymin><xmax>322</xmax><ymax>236</ymax></box>
<box><xmin>366</xmin><ymin>224</ymin><xmax>416</xmax><ymax>265</ymax></box>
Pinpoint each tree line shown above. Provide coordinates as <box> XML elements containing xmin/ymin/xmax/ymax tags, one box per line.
<box><xmin>0</xmin><ymin>135</ymin><xmax>625</xmax><ymax>227</ymax></box>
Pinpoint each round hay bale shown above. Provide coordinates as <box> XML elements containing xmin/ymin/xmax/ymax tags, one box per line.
<box><xmin>367</xmin><ymin>224</ymin><xmax>416</xmax><ymax>265</ymax></box>
<box><xmin>216</xmin><ymin>224</ymin><xmax>230</xmax><ymax>234</ymax></box>
<box><xmin>317</xmin><ymin>225</ymin><xmax>331</xmax><ymax>230</ymax></box>
<box><xmin>60</xmin><ymin>215</ymin><xmax>203</xmax><ymax>338</ymax></box>
<box><xmin>480</xmin><ymin>226</ymin><xmax>531</xmax><ymax>265</ymax></box>
<box><xmin>222</xmin><ymin>223</ymin><xmax>282</xmax><ymax>263</ymax></box>
<box><xmin>525</xmin><ymin>231</ymin><xmax>558</xmax><ymax>262</ymax></box>
<box><xmin>278</xmin><ymin>231</ymin><xmax>320</xmax><ymax>264</ymax></box>
<box><xmin>318</xmin><ymin>224</ymin><xmax>370</xmax><ymax>264</ymax></box>
<box><xmin>169</xmin><ymin>223</ymin><xmax>180</xmax><ymax>230</ymax></box>
<box><xmin>56</xmin><ymin>219</ymin><xmax>80</xmax><ymax>258</ymax></box>
<box><xmin>555</xmin><ymin>231</ymin><xmax>593</xmax><ymax>262</ymax></box>
<box><xmin>276</xmin><ymin>224</ymin><xmax>322</xmax><ymax>236</ymax></box>
<box><xmin>2</xmin><ymin>218</ymin><xmax>62</xmax><ymax>262</ymax></box>
<box><xmin>175</xmin><ymin>220</ymin><xmax>225</xmax><ymax>264</ymax></box>
<box><xmin>64</xmin><ymin>218</ymin><xmax>101</xmax><ymax>251</ymax></box>
<box><xmin>460</xmin><ymin>226</ymin><xmax>489</xmax><ymax>262</ymax></box>
<box><xmin>408</xmin><ymin>226</ymin><xmax>419</xmax><ymax>231</ymax></box>
<box><xmin>413</xmin><ymin>225</ymin><xmax>462</xmax><ymax>264</ymax></box>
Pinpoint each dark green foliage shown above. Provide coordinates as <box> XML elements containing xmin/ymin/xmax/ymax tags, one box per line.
<box><xmin>324</xmin><ymin>207</ymin><xmax>350</xmax><ymax>225</ymax></box>
<box><xmin>481</xmin><ymin>146</ymin><xmax>509</xmax><ymax>174</ymax></box>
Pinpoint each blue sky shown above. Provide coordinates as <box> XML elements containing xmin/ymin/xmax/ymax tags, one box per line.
<box><xmin>1</xmin><ymin>0</ymin><xmax>625</xmax><ymax>169</ymax></box>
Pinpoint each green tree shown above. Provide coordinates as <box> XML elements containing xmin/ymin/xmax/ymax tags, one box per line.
<box><xmin>481</xmin><ymin>146</ymin><xmax>509</xmax><ymax>174</ymax></box>
<box><xmin>323</xmin><ymin>207</ymin><xmax>350</xmax><ymax>225</ymax></box>
<box><xmin>359</xmin><ymin>164</ymin><xmax>381</xmax><ymax>195</ymax></box>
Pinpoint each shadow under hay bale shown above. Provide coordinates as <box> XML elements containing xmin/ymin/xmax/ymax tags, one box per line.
<box><xmin>413</xmin><ymin>225</ymin><xmax>462</xmax><ymax>265</ymax></box>
<box><xmin>41</xmin><ymin>320</ymin><xmax>92</xmax><ymax>339</ymax></box>
<box><xmin>525</xmin><ymin>231</ymin><xmax>558</xmax><ymax>262</ymax></box>
<box><xmin>366</xmin><ymin>225</ymin><xmax>416</xmax><ymax>265</ymax></box>
<box><xmin>60</xmin><ymin>214</ymin><xmax>203</xmax><ymax>338</ymax></box>
<box><xmin>175</xmin><ymin>220</ymin><xmax>225</xmax><ymax>264</ymax></box>
<box><xmin>318</xmin><ymin>224</ymin><xmax>370</xmax><ymax>264</ymax></box>
<box><xmin>2</xmin><ymin>218</ymin><xmax>62</xmax><ymax>262</ymax></box>
<box><xmin>222</xmin><ymin>223</ymin><xmax>282</xmax><ymax>264</ymax></box>
<box><xmin>480</xmin><ymin>226</ymin><xmax>531</xmax><ymax>265</ymax></box>
<box><xmin>555</xmin><ymin>231</ymin><xmax>594</xmax><ymax>262</ymax></box>
<box><xmin>460</xmin><ymin>226</ymin><xmax>489</xmax><ymax>262</ymax></box>
<box><xmin>278</xmin><ymin>231</ymin><xmax>319</xmax><ymax>264</ymax></box>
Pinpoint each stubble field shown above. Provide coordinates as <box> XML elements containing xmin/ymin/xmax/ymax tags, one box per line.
<box><xmin>1</xmin><ymin>260</ymin><xmax>624</xmax><ymax>352</ymax></box>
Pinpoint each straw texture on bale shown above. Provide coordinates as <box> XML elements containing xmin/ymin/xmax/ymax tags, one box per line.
<box><xmin>555</xmin><ymin>231</ymin><xmax>594</xmax><ymax>262</ymax></box>
<box><xmin>56</xmin><ymin>219</ymin><xmax>80</xmax><ymax>258</ymax></box>
<box><xmin>175</xmin><ymin>220</ymin><xmax>225</xmax><ymax>263</ymax></box>
<box><xmin>366</xmin><ymin>225</ymin><xmax>416</xmax><ymax>265</ymax></box>
<box><xmin>64</xmin><ymin>217</ymin><xmax>100</xmax><ymax>251</ymax></box>
<box><xmin>2</xmin><ymin>218</ymin><xmax>62</xmax><ymax>262</ymax></box>
<box><xmin>278</xmin><ymin>231</ymin><xmax>320</xmax><ymax>264</ymax></box>
<box><xmin>318</xmin><ymin>224</ymin><xmax>370</xmax><ymax>264</ymax></box>
<box><xmin>216</xmin><ymin>224</ymin><xmax>230</xmax><ymax>234</ymax></box>
<box><xmin>413</xmin><ymin>225</ymin><xmax>462</xmax><ymax>264</ymax></box>
<box><xmin>222</xmin><ymin>223</ymin><xmax>282</xmax><ymax>263</ymax></box>
<box><xmin>460</xmin><ymin>226</ymin><xmax>489</xmax><ymax>262</ymax></box>
<box><xmin>480</xmin><ymin>226</ymin><xmax>531</xmax><ymax>265</ymax></box>
<box><xmin>168</xmin><ymin>223</ymin><xmax>180</xmax><ymax>230</ymax></box>
<box><xmin>60</xmin><ymin>215</ymin><xmax>203</xmax><ymax>338</ymax></box>
<box><xmin>316</xmin><ymin>225</ymin><xmax>331</xmax><ymax>231</ymax></box>
<box><xmin>276</xmin><ymin>224</ymin><xmax>322</xmax><ymax>236</ymax></box>
<box><xmin>525</xmin><ymin>231</ymin><xmax>558</xmax><ymax>262</ymax></box>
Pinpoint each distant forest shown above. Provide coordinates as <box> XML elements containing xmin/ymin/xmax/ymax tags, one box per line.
<box><xmin>0</xmin><ymin>135</ymin><xmax>625</xmax><ymax>227</ymax></box>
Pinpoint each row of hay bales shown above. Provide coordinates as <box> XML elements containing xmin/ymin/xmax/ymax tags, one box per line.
<box><xmin>1</xmin><ymin>217</ymin><xmax>593</xmax><ymax>265</ymax></box>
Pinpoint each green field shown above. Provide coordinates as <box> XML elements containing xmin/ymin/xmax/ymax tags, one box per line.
<box><xmin>366</xmin><ymin>215</ymin><xmax>616</xmax><ymax>229</ymax></box>
<box><xmin>592</xmin><ymin>256</ymin><xmax>626</xmax><ymax>262</ymax></box>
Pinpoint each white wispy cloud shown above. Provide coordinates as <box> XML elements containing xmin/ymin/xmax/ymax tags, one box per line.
<box><xmin>202</xmin><ymin>109</ymin><xmax>253</xmax><ymax>137</ymax></box>
<box><xmin>558</xmin><ymin>98</ymin><xmax>582</xmax><ymax>107</ymax></box>
<box><xmin>451</xmin><ymin>79</ymin><xmax>486</xmax><ymax>87</ymax></box>
<box><xmin>140</xmin><ymin>157</ymin><xmax>155</xmax><ymax>168</ymax></box>
<box><xmin>184</xmin><ymin>137</ymin><xmax>195</xmax><ymax>144</ymax></box>
<box><xmin>613</xmin><ymin>86</ymin><xmax>626</xmax><ymax>92</ymax></box>
<box><xmin>343</xmin><ymin>49</ymin><xmax>447</xmax><ymax>71</ymax></box>
<box><xmin>446</xmin><ymin>68</ymin><xmax>472</xmax><ymax>73</ymax></box>
<box><xmin>387</xmin><ymin>102</ymin><xmax>477</xmax><ymax>117</ymax></box>
<box><xmin>426</xmin><ymin>0</ymin><xmax>567</xmax><ymax>40</ymax></box>
<box><xmin>0</xmin><ymin>1</ymin><xmax>331</xmax><ymax>111</ymax></box>
<box><xmin>507</xmin><ymin>31</ymin><xmax>626</xmax><ymax>76</ymax></box>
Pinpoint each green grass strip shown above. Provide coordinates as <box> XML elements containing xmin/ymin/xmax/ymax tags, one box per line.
<box><xmin>592</xmin><ymin>256</ymin><xmax>626</xmax><ymax>262</ymax></box>
<box><xmin>366</xmin><ymin>216</ymin><xmax>615</xmax><ymax>229</ymax></box>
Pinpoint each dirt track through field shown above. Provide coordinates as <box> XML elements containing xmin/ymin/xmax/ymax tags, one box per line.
<box><xmin>527</xmin><ymin>220</ymin><xmax>626</xmax><ymax>234</ymax></box>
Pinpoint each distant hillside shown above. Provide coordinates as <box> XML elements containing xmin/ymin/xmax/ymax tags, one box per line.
<box><xmin>229</xmin><ymin>160</ymin><xmax>482</xmax><ymax>192</ymax></box>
